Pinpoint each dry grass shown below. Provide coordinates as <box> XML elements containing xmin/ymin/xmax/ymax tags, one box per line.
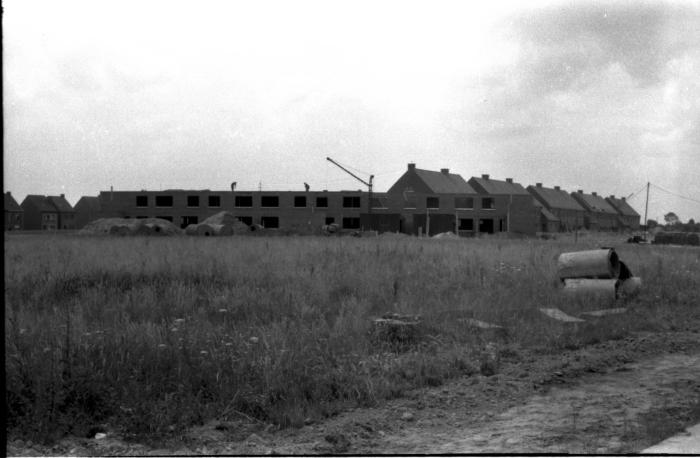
<box><xmin>5</xmin><ymin>232</ymin><xmax>700</xmax><ymax>442</ymax></box>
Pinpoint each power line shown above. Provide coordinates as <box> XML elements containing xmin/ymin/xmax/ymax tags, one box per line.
<box><xmin>626</xmin><ymin>183</ymin><xmax>648</xmax><ymax>200</ymax></box>
<box><xmin>651</xmin><ymin>183</ymin><xmax>700</xmax><ymax>205</ymax></box>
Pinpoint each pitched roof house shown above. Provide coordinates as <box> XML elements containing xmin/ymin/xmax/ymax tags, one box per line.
<box><xmin>532</xmin><ymin>198</ymin><xmax>560</xmax><ymax>233</ymax></box>
<box><xmin>467</xmin><ymin>174</ymin><xmax>530</xmax><ymax>195</ymax></box>
<box><xmin>21</xmin><ymin>195</ymin><xmax>59</xmax><ymax>230</ymax></box>
<box><xmin>605</xmin><ymin>195</ymin><xmax>641</xmax><ymax>230</ymax></box>
<box><xmin>74</xmin><ymin>196</ymin><xmax>102</xmax><ymax>229</ymax></box>
<box><xmin>527</xmin><ymin>183</ymin><xmax>586</xmax><ymax>231</ymax></box>
<box><xmin>466</xmin><ymin>174</ymin><xmax>538</xmax><ymax>235</ymax></box>
<box><xmin>47</xmin><ymin>194</ymin><xmax>76</xmax><ymax>229</ymax></box>
<box><xmin>388</xmin><ymin>163</ymin><xmax>476</xmax><ymax>196</ymax></box>
<box><xmin>385</xmin><ymin>163</ymin><xmax>479</xmax><ymax>235</ymax></box>
<box><xmin>4</xmin><ymin>192</ymin><xmax>24</xmax><ymax>230</ymax></box>
<box><xmin>571</xmin><ymin>190</ymin><xmax>619</xmax><ymax>230</ymax></box>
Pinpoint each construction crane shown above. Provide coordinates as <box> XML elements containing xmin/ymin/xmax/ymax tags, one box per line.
<box><xmin>326</xmin><ymin>157</ymin><xmax>374</xmax><ymax>215</ymax></box>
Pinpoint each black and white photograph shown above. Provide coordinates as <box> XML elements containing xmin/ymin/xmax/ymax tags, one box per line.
<box><xmin>4</xmin><ymin>0</ymin><xmax>700</xmax><ymax>455</ymax></box>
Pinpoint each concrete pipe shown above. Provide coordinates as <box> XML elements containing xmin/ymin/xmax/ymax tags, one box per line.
<box><xmin>618</xmin><ymin>276</ymin><xmax>642</xmax><ymax>298</ymax></box>
<box><xmin>562</xmin><ymin>278</ymin><xmax>619</xmax><ymax>301</ymax></box>
<box><xmin>557</xmin><ymin>248</ymin><xmax>620</xmax><ymax>280</ymax></box>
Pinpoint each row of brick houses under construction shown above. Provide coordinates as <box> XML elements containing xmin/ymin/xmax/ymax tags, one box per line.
<box><xmin>5</xmin><ymin>163</ymin><xmax>641</xmax><ymax>234</ymax></box>
<box><xmin>84</xmin><ymin>163</ymin><xmax>639</xmax><ymax>235</ymax></box>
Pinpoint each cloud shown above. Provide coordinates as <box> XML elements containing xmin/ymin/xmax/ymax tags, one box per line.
<box><xmin>508</xmin><ymin>1</ymin><xmax>700</xmax><ymax>92</ymax></box>
<box><xmin>511</xmin><ymin>2</ymin><xmax>700</xmax><ymax>93</ymax></box>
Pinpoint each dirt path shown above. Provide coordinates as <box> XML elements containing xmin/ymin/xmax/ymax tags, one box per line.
<box><xmin>7</xmin><ymin>330</ymin><xmax>700</xmax><ymax>456</ymax></box>
<box><xmin>375</xmin><ymin>353</ymin><xmax>700</xmax><ymax>454</ymax></box>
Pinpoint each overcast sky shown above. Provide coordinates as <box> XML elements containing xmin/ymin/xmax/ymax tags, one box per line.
<box><xmin>4</xmin><ymin>0</ymin><xmax>700</xmax><ymax>222</ymax></box>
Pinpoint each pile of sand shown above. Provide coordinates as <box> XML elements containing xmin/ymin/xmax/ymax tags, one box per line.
<box><xmin>79</xmin><ymin>218</ymin><xmax>182</xmax><ymax>236</ymax></box>
<box><xmin>185</xmin><ymin>211</ymin><xmax>250</xmax><ymax>236</ymax></box>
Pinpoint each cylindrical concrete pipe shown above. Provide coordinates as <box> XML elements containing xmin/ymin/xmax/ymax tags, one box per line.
<box><xmin>557</xmin><ymin>248</ymin><xmax>620</xmax><ymax>280</ymax></box>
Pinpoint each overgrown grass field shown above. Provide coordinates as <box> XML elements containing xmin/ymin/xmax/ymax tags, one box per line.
<box><xmin>5</xmin><ymin>233</ymin><xmax>700</xmax><ymax>442</ymax></box>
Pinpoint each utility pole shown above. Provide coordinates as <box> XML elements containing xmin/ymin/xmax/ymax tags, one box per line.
<box><xmin>644</xmin><ymin>181</ymin><xmax>650</xmax><ymax>232</ymax></box>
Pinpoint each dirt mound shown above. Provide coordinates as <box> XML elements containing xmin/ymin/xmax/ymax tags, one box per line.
<box><xmin>79</xmin><ymin>218</ymin><xmax>182</xmax><ymax>236</ymax></box>
<box><xmin>184</xmin><ymin>211</ymin><xmax>250</xmax><ymax>236</ymax></box>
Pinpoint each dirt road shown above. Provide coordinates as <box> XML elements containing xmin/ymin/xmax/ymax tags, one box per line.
<box><xmin>375</xmin><ymin>353</ymin><xmax>700</xmax><ymax>454</ymax></box>
<box><xmin>7</xmin><ymin>330</ymin><xmax>700</xmax><ymax>456</ymax></box>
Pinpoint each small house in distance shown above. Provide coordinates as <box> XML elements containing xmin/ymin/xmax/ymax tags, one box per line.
<box><xmin>47</xmin><ymin>194</ymin><xmax>76</xmax><ymax>229</ymax></box>
<box><xmin>4</xmin><ymin>192</ymin><xmax>24</xmax><ymax>230</ymax></box>
<box><xmin>21</xmin><ymin>195</ymin><xmax>59</xmax><ymax>230</ymax></box>
<box><xmin>527</xmin><ymin>183</ymin><xmax>586</xmax><ymax>231</ymax></box>
<box><xmin>571</xmin><ymin>190</ymin><xmax>619</xmax><ymax>231</ymax></box>
<box><xmin>467</xmin><ymin>174</ymin><xmax>538</xmax><ymax>235</ymax></box>
<box><xmin>74</xmin><ymin>196</ymin><xmax>102</xmax><ymax>229</ymax></box>
<box><xmin>386</xmin><ymin>163</ymin><xmax>481</xmax><ymax>235</ymax></box>
<box><xmin>605</xmin><ymin>195</ymin><xmax>640</xmax><ymax>231</ymax></box>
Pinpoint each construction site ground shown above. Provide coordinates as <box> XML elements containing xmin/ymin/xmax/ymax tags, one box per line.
<box><xmin>7</xmin><ymin>327</ymin><xmax>700</xmax><ymax>456</ymax></box>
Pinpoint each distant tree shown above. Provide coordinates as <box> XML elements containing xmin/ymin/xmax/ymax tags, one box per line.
<box><xmin>681</xmin><ymin>218</ymin><xmax>700</xmax><ymax>232</ymax></box>
<box><xmin>664</xmin><ymin>212</ymin><xmax>680</xmax><ymax>225</ymax></box>
<box><xmin>646</xmin><ymin>219</ymin><xmax>658</xmax><ymax>229</ymax></box>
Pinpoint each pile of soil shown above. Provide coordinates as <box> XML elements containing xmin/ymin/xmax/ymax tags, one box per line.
<box><xmin>79</xmin><ymin>218</ymin><xmax>182</xmax><ymax>236</ymax></box>
<box><xmin>185</xmin><ymin>212</ymin><xmax>250</xmax><ymax>236</ymax></box>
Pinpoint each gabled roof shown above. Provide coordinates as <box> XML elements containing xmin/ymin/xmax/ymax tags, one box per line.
<box><xmin>540</xmin><ymin>207</ymin><xmax>560</xmax><ymax>222</ymax></box>
<box><xmin>47</xmin><ymin>195</ymin><xmax>74</xmax><ymax>213</ymax></box>
<box><xmin>468</xmin><ymin>176</ymin><xmax>530</xmax><ymax>195</ymax></box>
<box><xmin>571</xmin><ymin>191</ymin><xmax>618</xmax><ymax>214</ymax></box>
<box><xmin>532</xmin><ymin>198</ymin><xmax>560</xmax><ymax>222</ymax></box>
<box><xmin>527</xmin><ymin>185</ymin><xmax>586</xmax><ymax>212</ymax></box>
<box><xmin>4</xmin><ymin>193</ymin><xmax>22</xmax><ymax>212</ymax></box>
<box><xmin>21</xmin><ymin>195</ymin><xmax>56</xmax><ymax>213</ymax></box>
<box><xmin>414</xmin><ymin>169</ymin><xmax>476</xmax><ymax>194</ymax></box>
<box><xmin>76</xmin><ymin>196</ymin><xmax>101</xmax><ymax>212</ymax></box>
<box><xmin>605</xmin><ymin>196</ymin><xmax>640</xmax><ymax>217</ymax></box>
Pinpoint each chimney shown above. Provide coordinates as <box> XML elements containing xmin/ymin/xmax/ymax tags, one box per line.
<box><xmin>536</xmin><ymin>183</ymin><xmax>542</xmax><ymax>188</ymax></box>
<box><xmin>578</xmin><ymin>190</ymin><xmax>583</xmax><ymax>193</ymax></box>
<box><xmin>60</xmin><ymin>193</ymin><xmax>65</xmax><ymax>199</ymax></box>
<box><xmin>506</xmin><ymin>178</ymin><xmax>513</xmax><ymax>183</ymax></box>
<box><xmin>610</xmin><ymin>195</ymin><xmax>615</xmax><ymax>199</ymax></box>
<box><xmin>554</xmin><ymin>186</ymin><xmax>560</xmax><ymax>191</ymax></box>
<box><xmin>407</xmin><ymin>163</ymin><xmax>416</xmax><ymax>171</ymax></box>
<box><xmin>621</xmin><ymin>197</ymin><xmax>626</xmax><ymax>201</ymax></box>
<box><xmin>482</xmin><ymin>174</ymin><xmax>490</xmax><ymax>180</ymax></box>
<box><xmin>440</xmin><ymin>168</ymin><xmax>449</xmax><ymax>175</ymax></box>
<box><xmin>592</xmin><ymin>192</ymin><xmax>597</xmax><ymax>196</ymax></box>
<box><xmin>6</xmin><ymin>191</ymin><xmax>10</xmax><ymax>196</ymax></box>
